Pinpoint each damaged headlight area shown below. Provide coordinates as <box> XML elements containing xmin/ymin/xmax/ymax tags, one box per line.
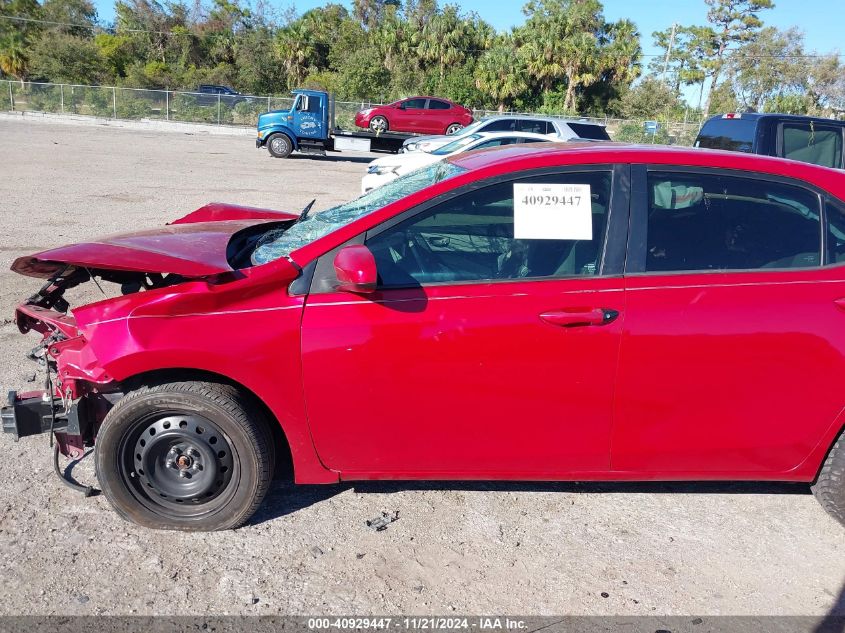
<box><xmin>1</xmin><ymin>265</ymin><xmax>168</xmax><ymax>492</ymax></box>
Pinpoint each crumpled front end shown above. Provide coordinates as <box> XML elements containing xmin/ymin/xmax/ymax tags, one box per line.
<box><xmin>2</xmin><ymin>267</ymin><xmax>122</xmax><ymax>458</ymax></box>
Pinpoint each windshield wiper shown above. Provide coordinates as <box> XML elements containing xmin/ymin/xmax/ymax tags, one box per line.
<box><xmin>297</xmin><ymin>199</ymin><xmax>316</xmax><ymax>224</ymax></box>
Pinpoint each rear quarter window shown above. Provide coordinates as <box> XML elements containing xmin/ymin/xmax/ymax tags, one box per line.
<box><xmin>566</xmin><ymin>122</ymin><xmax>610</xmax><ymax>141</ymax></box>
<box><xmin>695</xmin><ymin>117</ymin><xmax>758</xmax><ymax>152</ymax></box>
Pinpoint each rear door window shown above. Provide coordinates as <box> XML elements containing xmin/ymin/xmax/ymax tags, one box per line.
<box><xmin>482</xmin><ymin>119</ymin><xmax>515</xmax><ymax>133</ymax></box>
<box><xmin>643</xmin><ymin>171</ymin><xmax>821</xmax><ymax>272</ymax></box>
<box><xmin>695</xmin><ymin>117</ymin><xmax>757</xmax><ymax>152</ymax></box>
<box><xmin>515</xmin><ymin>119</ymin><xmax>547</xmax><ymax>134</ymax></box>
<box><xmin>781</xmin><ymin>123</ymin><xmax>844</xmax><ymax>169</ymax></box>
<box><xmin>428</xmin><ymin>100</ymin><xmax>451</xmax><ymax>110</ymax></box>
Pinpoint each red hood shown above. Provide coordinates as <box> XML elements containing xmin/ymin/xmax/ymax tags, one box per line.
<box><xmin>11</xmin><ymin>219</ymin><xmax>279</xmax><ymax>279</ymax></box>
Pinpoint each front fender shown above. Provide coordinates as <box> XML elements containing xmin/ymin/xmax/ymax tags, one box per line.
<box><xmin>257</xmin><ymin>125</ymin><xmax>299</xmax><ymax>149</ymax></box>
<box><xmin>73</xmin><ymin>275</ymin><xmax>337</xmax><ymax>484</ymax></box>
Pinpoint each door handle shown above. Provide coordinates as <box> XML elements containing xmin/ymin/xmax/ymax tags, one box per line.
<box><xmin>539</xmin><ymin>308</ymin><xmax>620</xmax><ymax>328</ymax></box>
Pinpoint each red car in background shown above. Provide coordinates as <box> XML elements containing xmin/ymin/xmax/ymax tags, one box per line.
<box><xmin>5</xmin><ymin>144</ymin><xmax>845</xmax><ymax>531</ymax></box>
<box><xmin>354</xmin><ymin>96</ymin><xmax>474</xmax><ymax>135</ymax></box>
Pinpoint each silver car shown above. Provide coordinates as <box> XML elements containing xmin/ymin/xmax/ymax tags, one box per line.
<box><xmin>402</xmin><ymin>115</ymin><xmax>610</xmax><ymax>152</ymax></box>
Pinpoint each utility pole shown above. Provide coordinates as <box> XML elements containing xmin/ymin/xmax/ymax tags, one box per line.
<box><xmin>662</xmin><ymin>22</ymin><xmax>677</xmax><ymax>83</ymax></box>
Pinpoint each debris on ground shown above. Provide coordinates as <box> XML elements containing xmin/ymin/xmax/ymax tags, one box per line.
<box><xmin>366</xmin><ymin>511</ymin><xmax>399</xmax><ymax>531</ymax></box>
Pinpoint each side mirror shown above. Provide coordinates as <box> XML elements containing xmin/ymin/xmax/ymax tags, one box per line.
<box><xmin>334</xmin><ymin>245</ymin><xmax>377</xmax><ymax>294</ymax></box>
<box><xmin>397</xmin><ymin>102</ymin><xmax>405</xmax><ymax>110</ymax></box>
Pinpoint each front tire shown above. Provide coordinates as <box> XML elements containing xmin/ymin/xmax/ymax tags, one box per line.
<box><xmin>266</xmin><ymin>133</ymin><xmax>293</xmax><ymax>158</ymax></box>
<box><xmin>369</xmin><ymin>116</ymin><xmax>389</xmax><ymax>133</ymax></box>
<box><xmin>812</xmin><ymin>431</ymin><xmax>845</xmax><ymax>527</ymax></box>
<box><xmin>95</xmin><ymin>381</ymin><xmax>274</xmax><ymax>531</ymax></box>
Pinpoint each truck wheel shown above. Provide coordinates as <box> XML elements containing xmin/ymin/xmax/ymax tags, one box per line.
<box><xmin>446</xmin><ymin>123</ymin><xmax>464</xmax><ymax>135</ymax></box>
<box><xmin>812</xmin><ymin>431</ymin><xmax>845</xmax><ymax>527</ymax></box>
<box><xmin>95</xmin><ymin>381</ymin><xmax>274</xmax><ymax>531</ymax></box>
<box><xmin>369</xmin><ymin>116</ymin><xmax>389</xmax><ymax>133</ymax></box>
<box><xmin>267</xmin><ymin>133</ymin><xmax>293</xmax><ymax>158</ymax></box>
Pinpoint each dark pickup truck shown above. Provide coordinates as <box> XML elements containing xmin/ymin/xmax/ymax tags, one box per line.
<box><xmin>695</xmin><ymin>112</ymin><xmax>845</xmax><ymax>169</ymax></box>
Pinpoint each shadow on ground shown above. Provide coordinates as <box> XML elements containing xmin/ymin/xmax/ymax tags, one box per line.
<box><xmin>249</xmin><ymin>478</ymin><xmax>811</xmax><ymax>526</ymax></box>
<box><xmin>288</xmin><ymin>153</ymin><xmax>377</xmax><ymax>165</ymax></box>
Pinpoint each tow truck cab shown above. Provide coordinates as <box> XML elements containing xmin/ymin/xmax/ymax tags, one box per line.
<box><xmin>695</xmin><ymin>112</ymin><xmax>845</xmax><ymax>170</ymax></box>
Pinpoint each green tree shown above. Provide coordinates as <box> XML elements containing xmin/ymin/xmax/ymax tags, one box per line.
<box><xmin>730</xmin><ymin>26</ymin><xmax>804</xmax><ymax>111</ymax></box>
<box><xmin>517</xmin><ymin>0</ymin><xmax>631</xmax><ymax>113</ymax></box>
<box><xmin>475</xmin><ymin>38</ymin><xmax>529</xmax><ymax>111</ymax></box>
<box><xmin>619</xmin><ymin>76</ymin><xmax>684</xmax><ymax>120</ymax></box>
<box><xmin>40</xmin><ymin>0</ymin><xmax>98</xmax><ymax>35</ymax></box>
<box><xmin>0</xmin><ymin>0</ymin><xmax>42</xmax><ymax>81</ymax></box>
<box><xmin>275</xmin><ymin>19</ymin><xmax>317</xmax><ymax>88</ymax></box>
<box><xmin>651</xmin><ymin>25</ymin><xmax>717</xmax><ymax>96</ymax></box>
<box><xmin>30</xmin><ymin>32</ymin><xmax>108</xmax><ymax>83</ymax></box>
<box><xmin>702</xmin><ymin>0</ymin><xmax>775</xmax><ymax>116</ymax></box>
<box><xmin>335</xmin><ymin>46</ymin><xmax>389</xmax><ymax>100</ymax></box>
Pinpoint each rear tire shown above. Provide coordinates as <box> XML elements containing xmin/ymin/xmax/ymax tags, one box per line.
<box><xmin>812</xmin><ymin>431</ymin><xmax>845</xmax><ymax>527</ymax></box>
<box><xmin>95</xmin><ymin>381</ymin><xmax>274</xmax><ymax>531</ymax></box>
<box><xmin>446</xmin><ymin>123</ymin><xmax>463</xmax><ymax>135</ymax></box>
<box><xmin>369</xmin><ymin>116</ymin><xmax>389</xmax><ymax>133</ymax></box>
<box><xmin>267</xmin><ymin>133</ymin><xmax>293</xmax><ymax>158</ymax></box>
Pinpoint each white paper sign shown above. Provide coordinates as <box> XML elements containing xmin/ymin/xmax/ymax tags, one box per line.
<box><xmin>513</xmin><ymin>183</ymin><xmax>593</xmax><ymax>240</ymax></box>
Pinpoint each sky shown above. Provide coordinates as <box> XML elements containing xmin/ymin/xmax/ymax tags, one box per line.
<box><xmin>91</xmin><ymin>0</ymin><xmax>844</xmax><ymax>57</ymax></box>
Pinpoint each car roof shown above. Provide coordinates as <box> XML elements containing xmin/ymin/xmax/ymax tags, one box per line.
<box><xmin>478</xmin><ymin>114</ymin><xmax>605</xmax><ymax>127</ymax></box>
<box><xmin>470</xmin><ymin>131</ymin><xmax>553</xmax><ymax>140</ymax></box>
<box><xmin>446</xmin><ymin>142</ymin><xmax>845</xmax><ymax>201</ymax></box>
<box><xmin>705</xmin><ymin>112</ymin><xmax>845</xmax><ymax>126</ymax></box>
<box><xmin>399</xmin><ymin>96</ymin><xmax>453</xmax><ymax>102</ymax></box>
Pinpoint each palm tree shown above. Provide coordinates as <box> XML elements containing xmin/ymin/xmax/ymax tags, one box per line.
<box><xmin>476</xmin><ymin>40</ymin><xmax>528</xmax><ymax>112</ymax></box>
<box><xmin>0</xmin><ymin>31</ymin><xmax>30</xmax><ymax>82</ymax></box>
<box><xmin>275</xmin><ymin>20</ymin><xmax>316</xmax><ymax>88</ymax></box>
<box><xmin>602</xmin><ymin>19</ymin><xmax>641</xmax><ymax>88</ymax></box>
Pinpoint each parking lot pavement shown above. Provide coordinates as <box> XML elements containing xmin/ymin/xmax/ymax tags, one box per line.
<box><xmin>0</xmin><ymin>118</ymin><xmax>842</xmax><ymax>616</ymax></box>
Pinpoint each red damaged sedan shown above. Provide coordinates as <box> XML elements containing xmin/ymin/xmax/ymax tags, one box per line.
<box><xmin>5</xmin><ymin>144</ymin><xmax>845</xmax><ymax>531</ymax></box>
<box><xmin>354</xmin><ymin>96</ymin><xmax>474</xmax><ymax>135</ymax></box>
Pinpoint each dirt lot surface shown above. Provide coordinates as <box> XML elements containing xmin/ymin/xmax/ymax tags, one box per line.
<box><xmin>0</xmin><ymin>118</ymin><xmax>843</xmax><ymax>617</ymax></box>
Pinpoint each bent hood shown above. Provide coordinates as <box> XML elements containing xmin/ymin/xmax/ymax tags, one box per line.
<box><xmin>11</xmin><ymin>219</ymin><xmax>279</xmax><ymax>279</ymax></box>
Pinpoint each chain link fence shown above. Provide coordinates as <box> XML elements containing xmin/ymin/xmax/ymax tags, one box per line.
<box><xmin>1</xmin><ymin>80</ymin><xmax>703</xmax><ymax>145</ymax></box>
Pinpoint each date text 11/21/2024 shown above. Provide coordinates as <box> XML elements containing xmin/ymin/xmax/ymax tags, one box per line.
<box><xmin>306</xmin><ymin>618</ymin><xmax>529</xmax><ymax>631</ymax></box>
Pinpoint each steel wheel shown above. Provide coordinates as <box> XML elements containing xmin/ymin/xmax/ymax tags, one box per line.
<box><xmin>96</xmin><ymin>381</ymin><xmax>273</xmax><ymax>531</ymax></box>
<box><xmin>369</xmin><ymin>116</ymin><xmax>389</xmax><ymax>133</ymax></box>
<box><xmin>121</xmin><ymin>413</ymin><xmax>237</xmax><ymax>518</ymax></box>
<box><xmin>446</xmin><ymin>123</ymin><xmax>463</xmax><ymax>135</ymax></box>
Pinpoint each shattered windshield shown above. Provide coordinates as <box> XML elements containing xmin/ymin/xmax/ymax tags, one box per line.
<box><xmin>251</xmin><ymin>161</ymin><xmax>466</xmax><ymax>265</ymax></box>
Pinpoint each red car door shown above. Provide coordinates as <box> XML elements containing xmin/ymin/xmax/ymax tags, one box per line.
<box><xmin>425</xmin><ymin>99</ymin><xmax>453</xmax><ymax>134</ymax></box>
<box><xmin>613</xmin><ymin>165</ymin><xmax>845</xmax><ymax>477</ymax></box>
<box><xmin>300</xmin><ymin>167</ymin><xmax>628</xmax><ymax>476</ymax></box>
<box><xmin>392</xmin><ymin>98</ymin><xmax>427</xmax><ymax>133</ymax></box>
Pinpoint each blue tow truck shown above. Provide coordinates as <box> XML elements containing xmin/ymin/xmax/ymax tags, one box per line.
<box><xmin>256</xmin><ymin>89</ymin><xmax>413</xmax><ymax>158</ymax></box>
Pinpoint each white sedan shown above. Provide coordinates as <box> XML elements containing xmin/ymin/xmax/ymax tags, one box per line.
<box><xmin>361</xmin><ymin>132</ymin><xmax>552</xmax><ymax>193</ymax></box>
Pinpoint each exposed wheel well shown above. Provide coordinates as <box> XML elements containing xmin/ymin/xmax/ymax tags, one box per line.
<box><xmin>119</xmin><ymin>368</ymin><xmax>293</xmax><ymax>480</ymax></box>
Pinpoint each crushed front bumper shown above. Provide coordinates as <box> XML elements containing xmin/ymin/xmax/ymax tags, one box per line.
<box><xmin>1</xmin><ymin>390</ymin><xmax>114</xmax><ymax>459</ymax></box>
<box><xmin>2</xmin><ymin>391</ymin><xmax>62</xmax><ymax>440</ymax></box>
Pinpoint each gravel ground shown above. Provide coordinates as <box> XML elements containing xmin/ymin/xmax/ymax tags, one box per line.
<box><xmin>0</xmin><ymin>118</ymin><xmax>843</xmax><ymax>617</ymax></box>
